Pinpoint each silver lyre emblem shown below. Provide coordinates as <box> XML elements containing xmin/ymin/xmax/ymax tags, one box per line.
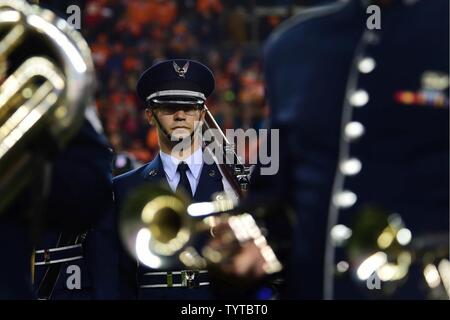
<box><xmin>173</xmin><ymin>61</ymin><xmax>189</xmax><ymax>78</ymax></box>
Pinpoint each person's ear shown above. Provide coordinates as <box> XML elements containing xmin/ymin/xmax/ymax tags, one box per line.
<box><xmin>199</xmin><ymin>107</ymin><xmax>206</xmax><ymax>122</ymax></box>
<box><xmin>145</xmin><ymin>108</ymin><xmax>156</xmax><ymax>126</ymax></box>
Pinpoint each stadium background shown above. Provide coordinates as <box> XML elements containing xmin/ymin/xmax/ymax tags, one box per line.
<box><xmin>38</xmin><ymin>0</ymin><xmax>320</xmax><ymax>166</ymax></box>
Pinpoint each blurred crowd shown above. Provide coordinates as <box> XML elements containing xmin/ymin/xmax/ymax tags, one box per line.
<box><xmin>80</xmin><ymin>0</ymin><xmax>285</xmax><ymax>164</ymax></box>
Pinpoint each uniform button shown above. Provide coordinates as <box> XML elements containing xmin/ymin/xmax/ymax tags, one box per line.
<box><xmin>148</xmin><ymin>169</ymin><xmax>157</xmax><ymax>176</ymax></box>
<box><xmin>358</xmin><ymin>57</ymin><xmax>376</xmax><ymax>74</ymax></box>
<box><xmin>349</xmin><ymin>89</ymin><xmax>369</xmax><ymax>107</ymax></box>
<box><xmin>344</xmin><ymin>121</ymin><xmax>365</xmax><ymax>141</ymax></box>
<box><xmin>340</xmin><ymin>158</ymin><xmax>362</xmax><ymax>176</ymax></box>
<box><xmin>330</xmin><ymin>224</ymin><xmax>352</xmax><ymax>246</ymax></box>
<box><xmin>332</xmin><ymin>190</ymin><xmax>357</xmax><ymax>208</ymax></box>
<box><xmin>336</xmin><ymin>261</ymin><xmax>350</xmax><ymax>273</ymax></box>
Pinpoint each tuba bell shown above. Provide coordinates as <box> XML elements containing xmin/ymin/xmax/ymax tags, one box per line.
<box><xmin>0</xmin><ymin>0</ymin><xmax>94</xmax><ymax>214</ymax></box>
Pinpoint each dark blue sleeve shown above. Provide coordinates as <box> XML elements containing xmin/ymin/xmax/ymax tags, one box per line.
<box><xmin>0</xmin><ymin>118</ymin><xmax>113</xmax><ymax>299</ymax></box>
<box><xmin>113</xmin><ymin>179</ymin><xmax>139</xmax><ymax>299</ymax></box>
<box><xmin>84</xmin><ymin>201</ymin><xmax>120</xmax><ymax>299</ymax></box>
<box><xmin>43</xmin><ymin>119</ymin><xmax>114</xmax><ymax>233</ymax></box>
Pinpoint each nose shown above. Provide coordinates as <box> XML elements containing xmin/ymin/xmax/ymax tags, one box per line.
<box><xmin>173</xmin><ymin>109</ymin><xmax>187</xmax><ymax>120</ymax></box>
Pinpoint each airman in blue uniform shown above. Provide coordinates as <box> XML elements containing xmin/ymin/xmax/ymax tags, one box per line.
<box><xmin>113</xmin><ymin>59</ymin><xmax>239</xmax><ymax>299</ymax></box>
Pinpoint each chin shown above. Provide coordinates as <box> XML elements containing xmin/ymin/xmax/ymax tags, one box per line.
<box><xmin>171</xmin><ymin>128</ymin><xmax>191</xmax><ymax>140</ymax></box>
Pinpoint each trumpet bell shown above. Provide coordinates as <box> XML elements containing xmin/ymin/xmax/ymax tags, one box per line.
<box><xmin>345</xmin><ymin>206</ymin><xmax>449</xmax><ymax>299</ymax></box>
<box><xmin>119</xmin><ymin>184</ymin><xmax>283</xmax><ymax>274</ymax></box>
<box><xmin>119</xmin><ymin>184</ymin><xmax>194</xmax><ymax>269</ymax></box>
<box><xmin>347</xmin><ymin>207</ymin><xmax>412</xmax><ymax>294</ymax></box>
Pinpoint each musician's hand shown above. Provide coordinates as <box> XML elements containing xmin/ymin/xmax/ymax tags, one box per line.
<box><xmin>205</xmin><ymin>221</ymin><xmax>266</xmax><ymax>281</ymax></box>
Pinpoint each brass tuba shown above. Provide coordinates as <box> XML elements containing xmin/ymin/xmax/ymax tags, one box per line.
<box><xmin>0</xmin><ymin>0</ymin><xmax>94</xmax><ymax>213</ymax></box>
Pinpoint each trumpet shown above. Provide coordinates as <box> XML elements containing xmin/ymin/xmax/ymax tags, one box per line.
<box><xmin>341</xmin><ymin>206</ymin><xmax>450</xmax><ymax>299</ymax></box>
<box><xmin>119</xmin><ymin>184</ymin><xmax>282</xmax><ymax>274</ymax></box>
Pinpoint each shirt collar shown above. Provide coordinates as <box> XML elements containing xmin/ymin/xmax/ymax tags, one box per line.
<box><xmin>159</xmin><ymin>147</ymin><xmax>203</xmax><ymax>181</ymax></box>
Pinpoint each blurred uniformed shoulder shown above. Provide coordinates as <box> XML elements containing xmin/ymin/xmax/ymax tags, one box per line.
<box><xmin>264</xmin><ymin>0</ymin><xmax>350</xmax><ymax>54</ymax></box>
<box><xmin>113</xmin><ymin>163</ymin><xmax>148</xmax><ymax>185</ymax></box>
